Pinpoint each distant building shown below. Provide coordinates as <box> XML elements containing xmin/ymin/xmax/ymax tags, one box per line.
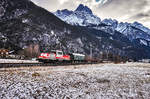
<box><xmin>0</xmin><ymin>49</ymin><xmax>9</xmax><ymax>58</ymax></box>
<box><xmin>139</xmin><ymin>59</ymin><xmax>150</xmax><ymax>63</ymax></box>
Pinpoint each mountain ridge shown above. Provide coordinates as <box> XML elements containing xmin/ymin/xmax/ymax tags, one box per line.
<box><xmin>0</xmin><ymin>0</ymin><xmax>150</xmax><ymax>60</ymax></box>
<box><xmin>75</xmin><ymin>4</ymin><xmax>93</xmax><ymax>14</ymax></box>
<box><xmin>54</xmin><ymin>4</ymin><xmax>101</xmax><ymax>26</ymax></box>
<box><xmin>54</xmin><ymin>4</ymin><xmax>150</xmax><ymax>47</ymax></box>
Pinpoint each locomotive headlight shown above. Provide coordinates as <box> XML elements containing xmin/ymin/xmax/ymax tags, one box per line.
<box><xmin>44</xmin><ymin>54</ymin><xmax>47</xmax><ymax>57</ymax></box>
<box><xmin>41</xmin><ymin>53</ymin><xmax>44</xmax><ymax>56</ymax></box>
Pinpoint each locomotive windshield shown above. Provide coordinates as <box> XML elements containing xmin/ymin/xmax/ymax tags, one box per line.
<box><xmin>42</xmin><ymin>50</ymin><xmax>56</xmax><ymax>54</ymax></box>
<box><xmin>51</xmin><ymin>50</ymin><xmax>56</xmax><ymax>54</ymax></box>
<box><xmin>57</xmin><ymin>52</ymin><xmax>63</xmax><ymax>55</ymax></box>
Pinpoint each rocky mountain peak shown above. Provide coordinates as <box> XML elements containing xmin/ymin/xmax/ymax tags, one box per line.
<box><xmin>1</xmin><ymin>0</ymin><xmax>150</xmax><ymax>60</ymax></box>
<box><xmin>56</xmin><ymin>9</ymin><xmax>73</xmax><ymax>16</ymax></box>
<box><xmin>75</xmin><ymin>4</ymin><xmax>93</xmax><ymax>14</ymax></box>
<box><xmin>102</xmin><ymin>18</ymin><xmax>118</xmax><ymax>26</ymax></box>
<box><xmin>54</xmin><ymin>4</ymin><xmax>100</xmax><ymax>26</ymax></box>
<box><xmin>133</xmin><ymin>21</ymin><xmax>142</xmax><ymax>26</ymax></box>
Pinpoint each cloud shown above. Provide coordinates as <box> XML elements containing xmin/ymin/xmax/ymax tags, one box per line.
<box><xmin>94</xmin><ymin>0</ymin><xmax>150</xmax><ymax>27</ymax></box>
<box><xmin>131</xmin><ymin>13</ymin><xmax>150</xmax><ymax>20</ymax></box>
<box><xmin>31</xmin><ymin>0</ymin><xmax>60</xmax><ymax>11</ymax></box>
<box><xmin>96</xmin><ymin>0</ymin><xmax>148</xmax><ymax>18</ymax></box>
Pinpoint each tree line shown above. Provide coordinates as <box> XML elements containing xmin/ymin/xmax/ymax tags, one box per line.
<box><xmin>18</xmin><ymin>44</ymin><xmax>130</xmax><ymax>63</ymax></box>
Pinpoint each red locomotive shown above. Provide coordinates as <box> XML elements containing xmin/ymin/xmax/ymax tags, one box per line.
<box><xmin>38</xmin><ymin>50</ymin><xmax>70</xmax><ymax>63</ymax></box>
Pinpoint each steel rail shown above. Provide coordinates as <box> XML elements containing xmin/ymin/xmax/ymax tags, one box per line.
<box><xmin>0</xmin><ymin>62</ymin><xmax>99</xmax><ymax>68</ymax></box>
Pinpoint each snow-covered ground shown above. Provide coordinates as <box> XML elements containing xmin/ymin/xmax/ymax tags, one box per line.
<box><xmin>0</xmin><ymin>59</ymin><xmax>38</xmax><ymax>63</ymax></box>
<box><xmin>0</xmin><ymin>63</ymin><xmax>150</xmax><ymax>99</ymax></box>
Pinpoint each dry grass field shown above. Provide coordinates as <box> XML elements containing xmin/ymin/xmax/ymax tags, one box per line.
<box><xmin>0</xmin><ymin>63</ymin><xmax>150</xmax><ymax>99</ymax></box>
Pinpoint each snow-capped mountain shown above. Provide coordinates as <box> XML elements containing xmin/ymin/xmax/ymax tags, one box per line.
<box><xmin>131</xmin><ymin>22</ymin><xmax>150</xmax><ymax>35</ymax></box>
<box><xmin>115</xmin><ymin>21</ymin><xmax>150</xmax><ymax>46</ymax></box>
<box><xmin>54</xmin><ymin>4</ymin><xmax>101</xmax><ymax>26</ymax></box>
<box><xmin>54</xmin><ymin>4</ymin><xmax>150</xmax><ymax>47</ymax></box>
<box><xmin>75</xmin><ymin>4</ymin><xmax>93</xmax><ymax>14</ymax></box>
<box><xmin>1</xmin><ymin>0</ymin><xmax>150</xmax><ymax>60</ymax></box>
<box><xmin>95</xmin><ymin>19</ymin><xmax>150</xmax><ymax>46</ymax></box>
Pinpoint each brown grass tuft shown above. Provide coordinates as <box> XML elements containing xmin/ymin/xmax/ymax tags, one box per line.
<box><xmin>96</xmin><ymin>79</ymin><xmax>110</xmax><ymax>83</ymax></box>
<box><xmin>32</xmin><ymin>72</ymin><xmax>40</xmax><ymax>77</ymax></box>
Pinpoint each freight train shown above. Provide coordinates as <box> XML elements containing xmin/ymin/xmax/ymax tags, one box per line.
<box><xmin>37</xmin><ymin>50</ymin><xmax>94</xmax><ymax>63</ymax></box>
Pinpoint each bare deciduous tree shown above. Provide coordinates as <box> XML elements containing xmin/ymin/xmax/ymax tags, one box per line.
<box><xmin>18</xmin><ymin>44</ymin><xmax>40</xmax><ymax>59</ymax></box>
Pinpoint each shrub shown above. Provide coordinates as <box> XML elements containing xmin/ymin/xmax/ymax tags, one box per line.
<box><xmin>32</xmin><ymin>72</ymin><xmax>40</xmax><ymax>77</ymax></box>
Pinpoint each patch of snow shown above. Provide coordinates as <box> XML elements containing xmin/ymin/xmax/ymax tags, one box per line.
<box><xmin>51</xmin><ymin>30</ymin><xmax>54</xmax><ymax>35</ymax></box>
<box><xmin>14</xmin><ymin>9</ymin><xmax>27</xmax><ymax>18</ymax></box>
<box><xmin>0</xmin><ymin>6</ymin><xmax>5</xmax><ymax>17</ymax></box>
<box><xmin>22</xmin><ymin>19</ymin><xmax>29</xmax><ymax>23</ymax></box>
<box><xmin>140</xmin><ymin>39</ymin><xmax>147</xmax><ymax>46</ymax></box>
<box><xmin>76</xmin><ymin>38</ymin><xmax>83</xmax><ymax>46</ymax></box>
<box><xmin>0</xmin><ymin>63</ymin><xmax>150</xmax><ymax>98</ymax></box>
<box><xmin>109</xmin><ymin>37</ymin><xmax>113</xmax><ymax>40</ymax></box>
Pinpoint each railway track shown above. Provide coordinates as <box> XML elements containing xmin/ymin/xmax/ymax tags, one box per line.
<box><xmin>0</xmin><ymin>62</ymin><xmax>98</xmax><ymax>68</ymax></box>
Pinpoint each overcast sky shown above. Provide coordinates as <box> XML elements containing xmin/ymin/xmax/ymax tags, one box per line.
<box><xmin>31</xmin><ymin>0</ymin><xmax>150</xmax><ymax>28</ymax></box>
